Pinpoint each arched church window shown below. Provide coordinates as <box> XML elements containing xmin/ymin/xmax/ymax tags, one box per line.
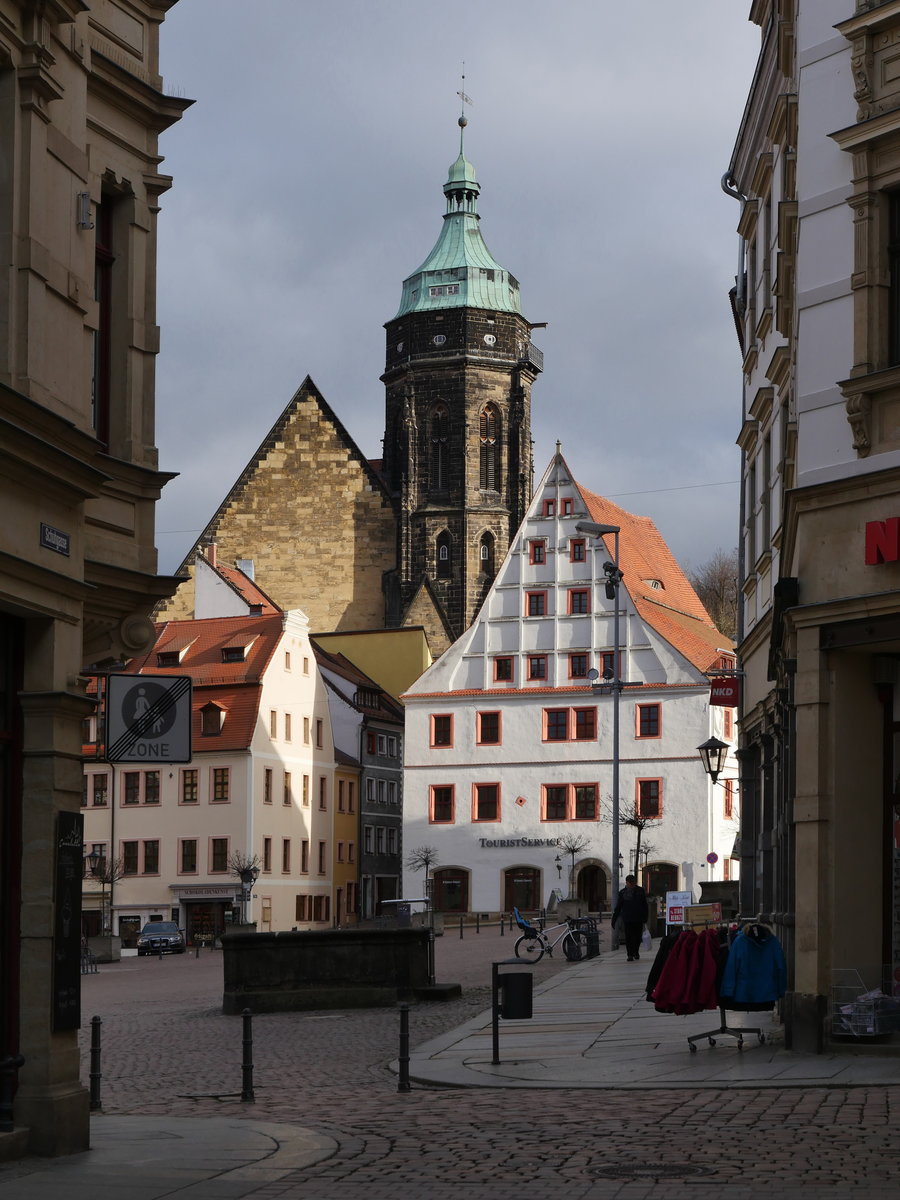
<box><xmin>479</xmin><ymin>405</ymin><xmax>500</xmax><ymax>492</ymax></box>
<box><xmin>479</xmin><ymin>531</ymin><xmax>495</xmax><ymax>577</ymax></box>
<box><xmin>436</xmin><ymin>530</ymin><xmax>452</xmax><ymax>579</ymax></box>
<box><xmin>430</xmin><ymin>404</ymin><xmax>449</xmax><ymax>492</ymax></box>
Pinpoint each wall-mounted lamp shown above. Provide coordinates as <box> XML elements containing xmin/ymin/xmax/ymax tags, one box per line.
<box><xmin>697</xmin><ymin>736</ymin><xmax>729</xmax><ymax>784</ymax></box>
<box><xmin>76</xmin><ymin>192</ymin><xmax>94</xmax><ymax>231</ymax></box>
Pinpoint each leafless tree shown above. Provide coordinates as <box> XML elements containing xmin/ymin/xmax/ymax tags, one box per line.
<box><xmin>617</xmin><ymin>800</ymin><xmax>662</xmax><ymax>882</ymax></box>
<box><xmin>556</xmin><ymin>833</ymin><xmax>591</xmax><ymax>899</ymax></box>
<box><xmin>229</xmin><ymin>851</ymin><xmax>261</xmax><ymax>881</ymax></box>
<box><xmin>406</xmin><ymin>845</ymin><xmax>439</xmax><ymax>875</ymax></box>
<box><xmin>83</xmin><ymin>855</ymin><xmax>126</xmax><ymax>934</ymax></box>
<box><xmin>688</xmin><ymin>547</ymin><xmax>739</xmax><ymax>641</ymax></box>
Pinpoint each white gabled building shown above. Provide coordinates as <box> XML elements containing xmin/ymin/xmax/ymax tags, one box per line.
<box><xmin>402</xmin><ymin>451</ymin><xmax>739</xmax><ymax>917</ymax></box>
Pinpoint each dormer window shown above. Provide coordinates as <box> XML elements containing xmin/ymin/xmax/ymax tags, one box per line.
<box><xmin>222</xmin><ymin>646</ymin><xmax>245</xmax><ymax>663</ymax></box>
<box><xmin>157</xmin><ymin>651</ymin><xmax>180</xmax><ymax>668</ymax></box>
<box><xmin>644</xmin><ymin>579</ymin><xmax>664</xmax><ymax>591</ymax></box>
<box><xmin>200</xmin><ymin>703</ymin><xmax>225</xmax><ymax>736</ymax></box>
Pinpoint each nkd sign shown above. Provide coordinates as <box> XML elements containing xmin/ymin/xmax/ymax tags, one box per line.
<box><xmin>105</xmin><ymin>674</ymin><xmax>192</xmax><ymax>764</ymax></box>
<box><xmin>865</xmin><ymin>518</ymin><xmax>900</xmax><ymax>565</ymax></box>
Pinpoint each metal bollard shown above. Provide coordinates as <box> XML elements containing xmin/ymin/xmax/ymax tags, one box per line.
<box><xmin>241</xmin><ymin>1009</ymin><xmax>255</xmax><ymax>1102</ymax></box>
<box><xmin>89</xmin><ymin>1016</ymin><xmax>102</xmax><ymax>1111</ymax></box>
<box><xmin>195</xmin><ymin>939</ymin><xmax>200</xmax><ymax>959</ymax></box>
<box><xmin>459</xmin><ymin>916</ymin><xmax>464</xmax><ymax>939</ymax></box>
<box><xmin>397</xmin><ymin>1003</ymin><xmax>411</xmax><ymax>1092</ymax></box>
<box><xmin>476</xmin><ymin>913</ymin><xmax>480</xmax><ymax>934</ymax></box>
<box><xmin>500</xmin><ymin>914</ymin><xmax>504</xmax><ymax>936</ymax></box>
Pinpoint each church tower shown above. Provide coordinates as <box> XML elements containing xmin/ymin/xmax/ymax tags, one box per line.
<box><xmin>382</xmin><ymin>115</ymin><xmax>543</xmax><ymax>643</ymax></box>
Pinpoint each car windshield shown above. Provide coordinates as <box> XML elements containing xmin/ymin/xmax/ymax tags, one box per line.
<box><xmin>142</xmin><ymin>922</ymin><xmax>178</xmax><ymax>934</ymax></box>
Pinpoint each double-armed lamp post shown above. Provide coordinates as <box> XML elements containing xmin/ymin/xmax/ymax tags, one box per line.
<box><xmin>576</xmin><ymin>520</ymin><xmax>624</xmax><ymax>915</ymax></box>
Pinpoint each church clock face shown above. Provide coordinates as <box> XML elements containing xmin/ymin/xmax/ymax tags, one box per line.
<box><xmin>396</xmin><ymin>342</ymin><xmax>403</xmax><ymax>352</ymax></box>
<box><xmin>484</xmin><ymin>334</ymin><xmax>496</xmax><ymax>346</ymax></box>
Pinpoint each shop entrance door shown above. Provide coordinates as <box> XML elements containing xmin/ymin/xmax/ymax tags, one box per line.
<box><xmin>185</xmin><ymin>902</ymin><xmax>228</xmax><ymax>945</ymax></box>
<box><xmin>577</xmin><ymin>865</ymin><xmax>605</xmax><ymax>913</ymax></box>
<box><xmin>504</xmin><ymin>867</ymin><xmax>540</xmax><ymax>915</ymax></box>
<box><xmin>432</xmin><ymin>868</ymin><xmax>469</xmax><ymax>913</ymax></box>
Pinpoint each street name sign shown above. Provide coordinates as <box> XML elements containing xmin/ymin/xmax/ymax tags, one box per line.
<box><xmin>105</xmin><ymin>674</ymin><xmax>192</xmax><ymax>763</ymax></box>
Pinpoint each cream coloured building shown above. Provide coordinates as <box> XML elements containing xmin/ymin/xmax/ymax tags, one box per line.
<box><xmin>0</xmin><ymin>0</ymin><xmax>188</xmax><ymax>1157</ymax></box>
<box><xmin>83</xmin><ymin>610</ymin><xmax>341</xmax><ymax>939</ymax></box>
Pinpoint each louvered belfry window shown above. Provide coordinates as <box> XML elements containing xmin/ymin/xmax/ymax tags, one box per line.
<box><xmin>479</xmin><ymin>405</ymin><xmax>499</xmax><ymax>491</ymax></box>
<box><xmin>430</xmin><ymin>404</ymin><xmax>449</xmax><ymax>491</ymax></box>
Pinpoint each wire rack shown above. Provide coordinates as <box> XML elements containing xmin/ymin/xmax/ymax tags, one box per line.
<box><xmin>831</xmin><ymin>967</ymin><xmax>900</xmax><ymax>1038</ymax></box>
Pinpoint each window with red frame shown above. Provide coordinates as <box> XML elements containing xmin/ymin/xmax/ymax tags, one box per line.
<box><xmin>570</xmin><ymin>538</ymin><xmax>586</xmax><ymax>563</ymax></box>
<box><xmin>528</xmin><ymin>655</ymin><xmax>547</xmax><ymax>680</ymax></box>
<box><xmin>574</xmin><ymin>708</ymin><xmax>596</xmax><ymax>740</ymax></box>
<box><xmin>600</xmin><ymin>651</ymin><xmax>621</xmax><ymax>679</ymax></box>
<box><xmin>529</xmin><ymin>540</ymin><xmax>546</xmax><ymax>565</ymax></box>
<box><xmin>542</xmin><ymin>499</ymin><xmax>555</xmax><ymax>517</ymax></box>
<box><xmin>637</xmin><ymin>779</ymin><xmax>661</xmax><ymax>818</ymax></box>
<box><xmin>477</xmin><ymin>711</ymin><xmax>501</xmax><ymax>745</ymax></box>
<box><xmin>431</xmin><ymin>786</ymin><xmax>454</xmax><ymax>823</ymax></box>
<box><xmin>494</xmin><ymin>656</ymin><xmax>514</xmax><ymax>682</ymax></box>
<box><xmin>569</xmin><ymin>653</ymin><xmax>588</xmax><ymax>678</ymax></box>
<box><xmin>568</xmin><ymin>589</ymin><xmax>590</xmax><ymax>615</ymax></box>
<box><xmin>545</xmin><ymin>709</ymin><xmax>569</xmax><ymax>741</ymax></box>
<box><xmin>561</xmin><ymin>498</ymin><xmax>573</xmax><ymax>515</ymax></box>
<box><xmin>637</xmin><ymin>703</ymin><xmax>660</xmax><ymax>738</ymax></box>
<box><xmin>543</xmin><ymin>786</ymin><xmax>568</xmax><ymax>820</ymax></box>
<box><xmin>574</xmin><ymin>785</ymin><xmax>598</xmax><ymax>819</ymax></box>
<box><xmin>724</xmin><ymin>708</ymin><xmax>734</xmax><ymax>738</ymax></box>
<box><xmin>431</xmin><ymin>714</ymin><xmax>453</xmax><ymax>746</ymax></box>
<box><xmin>526</xmin><ymin>591</ymin><xmax>547</xmax><ymax>617</ymax></box>
<box><xmin>724</xmin><ymin>777</ymin><xmax>734</xmax><ymax>819</ymax></box>
<box><xmin>474</xmin><ymin>784</ymin><xmax>499</xmax><ymax>821</ymax></box>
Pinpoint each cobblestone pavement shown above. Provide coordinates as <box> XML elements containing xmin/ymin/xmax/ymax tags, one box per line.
<box><xmin>60</xmin><ymin>933</ymin><xmax>900</xmax><ymax>1198</ymax></box>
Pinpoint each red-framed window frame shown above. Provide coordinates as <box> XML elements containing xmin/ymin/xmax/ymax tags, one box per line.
<box><xmin>476</xmin><ymin>710</ymin><xmax>502</xmax><ymax>746</ymax></box>
<box><xmin>529</xmin><ymin>539</ymin><xmax>547</xmax><ymax>565</ymax></box>
<box><xmin>568</xmin><ymin>588</ymin><xmax>590</xmax><ymax>615</ymax></box>
<box><xmin>494</xmin><ymin>656</ymin><xmax>514</xmax><ymax>682</ymax></box>
<box><xmin>724</xmin><ymin>708</ymin><xmax>734</xmax><ymax>739</ymax></box>
<box><xmin>569</xmin><ymin>652</ymin><xmax>589</xmax><ymax>679</ymax></box>
<box><xmin>600</xmin><ymin>650</ymin><xmax>623</xmax><ymax>679</ymax></box>
<box><xmin>636</xmin><ymin>778</ymin><xmax>662</xmax><ymax>818</ymax></box>
<box><xmin>528</xmin><ymin>654</ymin><xmax>548</xmax><ymax>681</ymax></box>
<box><xmin>573</xmin><ymin>783</ymin><xmax>599</xmax><ymax>820</ymax></box>
<box><xmin>542</xmin><ymin>784</ymin><xmax>569</xmax><ymax>821</ymax></box>
<box><xmin>570</xmin><ymin>538</ymin><xmax>586</xmax><ymax>563</ymax></box>
<box><xmin>178</xmin><ymin>838</ymin><xmax>198</xmax><ymax>875</ymax></box>
<box><xmin>180</xmin><ymin>768</ymin><xmax>198</xmax><ymax>804</ymax></box>
<box><xmin>573</xmin><ymin>707</ymin><xmax>597</xmax><ymax>740</ymax></box>
<box><xmin>561</xmin><ymin>497</ymin><xmax>573</xmax><ymax>516</ymax></box>
<box><xmin>636</xmin><ymin>703</ymin><xmax>661</xmax><ymax>739</ymax></box>
<box><xmin>210</xmin><ymin>837</ymin><xmax>230</xmax><ymax>873</ymax></box>
<box><xmin>525</xmin><ymin>590</ymin><xmax>548</xmax><ymax>617</ymax></box>
<box><xmin>543</xmin><ymin>708</ymin><xmax>570</xmax><ymax>742</ymax></box>
<box><xmin>724</xmin><ymin>777</ymin><xmax>735</xmax><ymax>820</ymax></box>
<box><xmin>472</xmin><ymin>782</ymin><xmax>500</xmax><ymax>822</ymax></box>
<box><xmin>542</xmin><ymin>499</ymin><xmax>555</xmax><ymax>517</ymax></box>
<box><xmin>430</xmin><ymin>713</ymin><xmax>454</xmax><ymax>747</ymax></box>
<box><xmin>211</xmin><ymin>766</ymin><xmax>230</xmax><ymax>803</ymax></box>
<box><xmin>430</xmin><ymin>785</ymin><xmax>455</xmax><ymax>824</ymax></box>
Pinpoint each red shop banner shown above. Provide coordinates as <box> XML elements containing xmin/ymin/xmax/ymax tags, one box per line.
<box><xmin>709</xmin><ymin>677</ymin><xmax>740</xmax><ymax>707</ymax></box>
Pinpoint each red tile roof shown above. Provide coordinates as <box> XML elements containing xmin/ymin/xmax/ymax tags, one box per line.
<box><xmin>576</xmin><ymin>484</ymin><xmax>733</xmax><ymax>674</ymax></box>
<box><xmin>122</xmin><ymin>614</ymin><xmax>286</xmax><ymax>751</ymax></box>
<box><xmin>214</xmin><ymin>564</ymin><xmax>281</xmax><ymax>615</ymax></box>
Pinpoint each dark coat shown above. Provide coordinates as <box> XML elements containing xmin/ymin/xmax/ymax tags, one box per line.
<box><xmin>612</xmin><ymin>884</ymin><xmax>648</xmax><ymax>927</ymax></box>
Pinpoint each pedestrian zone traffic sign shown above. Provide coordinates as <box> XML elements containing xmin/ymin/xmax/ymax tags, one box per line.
<box><xmin>105</xmin><ymin>674</ymin><xmax>192</xmax><ymax>764</ymax></box>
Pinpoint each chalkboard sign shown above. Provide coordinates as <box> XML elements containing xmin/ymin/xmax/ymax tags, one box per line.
<box><xmin>53</xmin><ymin>811</ymin><xmax>84</xmax><ymax>1031</ymax></box>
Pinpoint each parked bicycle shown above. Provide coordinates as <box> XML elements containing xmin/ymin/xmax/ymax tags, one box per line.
<box><xmin>512</xmin><ymin>907</ymin><xmax>591</xmax><ymax>963</ymax></box>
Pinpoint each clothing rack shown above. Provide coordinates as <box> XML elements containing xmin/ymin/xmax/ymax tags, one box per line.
<box><xmin>680</xmin><ymin>920</ymin><xmax>767</xmax><ymax>1053</ymax></box>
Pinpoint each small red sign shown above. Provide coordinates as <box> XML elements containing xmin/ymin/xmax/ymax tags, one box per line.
<box><xmin>866</xmin><ymin>518</ymin><xmax>900</xmax><ymax>565</ymax></box>
<box><xmin>709</xmin><ymin>677</ymin><xmax>739</xmax><ymax>707</ymax></box>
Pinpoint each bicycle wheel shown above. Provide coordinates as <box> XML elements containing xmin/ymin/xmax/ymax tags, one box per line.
<box><xmin>514</xmin><ymin>933</ymin><xmax>545</xmax><ymax>962</ymax></box>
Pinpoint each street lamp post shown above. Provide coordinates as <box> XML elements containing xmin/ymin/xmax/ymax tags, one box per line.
<box><xmin>576</xmin><ymin>520</ymin><xmax>624</xmax><ymax>927</ymax></box>
<box><xmin>237</xmin><ymin>865</ymin><xmax>260</xmax><ymax>924</ymax></box>
<box><xmin>85</xmin><ymin>848</ymin><xmax>107</xmax><ymax>933</ymax></box>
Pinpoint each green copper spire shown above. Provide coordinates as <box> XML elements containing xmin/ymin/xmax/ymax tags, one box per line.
<box><xmin>394</xmin><ymin>113</ymin><xmax>522</xmax><ymax>318</ymax></box>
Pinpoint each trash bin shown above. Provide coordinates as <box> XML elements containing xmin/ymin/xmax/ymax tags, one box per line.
<box><xmin>498</xmin><ymin>971</ymin><xmax>533</xmax><ymax>1019</ymax></box>
<box><xmin>573</xmin><ymin>917</ymin><xmax>599</xmax><ymax>959</ymax></box>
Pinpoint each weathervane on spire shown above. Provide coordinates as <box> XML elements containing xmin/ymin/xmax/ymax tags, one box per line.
<box><xmin>457</xmin><ymin>64</ymin><xmax>472</xmax><ymax>152</ymax></box>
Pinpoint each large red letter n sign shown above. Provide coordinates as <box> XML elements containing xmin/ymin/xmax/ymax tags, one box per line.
<box><xmin>865</xmin><ymin>518</ymin><xmax>900</xmax><ymax>565</ymax></box>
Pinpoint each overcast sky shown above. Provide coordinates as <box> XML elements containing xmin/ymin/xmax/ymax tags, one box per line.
<box><xmin>153</xmin><ymin>1</ymin><xmax>760</xmax><ymax>580</ymax></box>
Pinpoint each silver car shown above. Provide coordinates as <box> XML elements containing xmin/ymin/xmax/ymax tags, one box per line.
<box><xmin>136</xmin><ymin>921</ymin><xmax>185</xmax><ymax>955</ymax></box>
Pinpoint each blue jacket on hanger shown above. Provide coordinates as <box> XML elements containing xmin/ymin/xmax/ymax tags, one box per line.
<box><xmin>719</xmin><ymin>925</ymin><xmax>787</xmax><ymax>1006</ymax></box>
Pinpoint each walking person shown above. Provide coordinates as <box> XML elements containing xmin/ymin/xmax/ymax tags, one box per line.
<box><xmin>612</xmin><ymin>874</ymin><xmax>649</xmax><ymax>961</ymax></box>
